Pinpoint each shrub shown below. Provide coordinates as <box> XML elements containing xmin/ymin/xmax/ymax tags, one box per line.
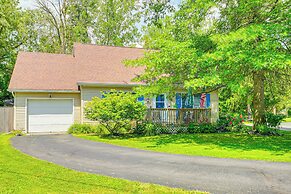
<box><xmin>143</xmin><ymin>123</ymin><xmax>158</xmax><ymax>136</ymax></box>
<box><xmin>218</xmin><ymin>113</ymin><xmax>245</xmax><ymax>132</ymax></box>
<box><xmin>10</xmin><ymin>130</ymin><xmax>24</xmax><ymax>136</ymax></box>
<box><xmin>216</xmin><ymin>115</ymin><xmax>231</xmax><ymax>132</ymax></box>
<box><xmin>288</xmin><ymin>109</ymin><xmax>291</xmax><ymax>117</ymax></box>
<box><xmin>134</xmin><ymin>122</ymin><xmax>156</xmax><ymax>135</ymax></box>
<box><xmin>68</xmin><ymin>123</ymin><xmax>104</xmax><ymax>134</ymax></box>
<box><xmin>254</xmin><ymin>125</ymin><xmax>280</xmax><ymax>136</ymax></box>
<box><xmin>265</xmin><ymin>113</ymin><xmax>286</xmax><ymax>128</ymax></box>
<box><xmin>188</xmin><ymin>123</ymin><xmax>217</xmax><ymax>133</ymax></box>
<box><xmin>84</xmin><ymin>91</ymin><xmax>147</xmax><ymax>135</ymax></box>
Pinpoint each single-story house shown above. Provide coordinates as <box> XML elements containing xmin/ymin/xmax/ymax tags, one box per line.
<box><xmin>8</xmin><ymin>43</ymin><xmax>219</xmax><ymax>133</ymax></box>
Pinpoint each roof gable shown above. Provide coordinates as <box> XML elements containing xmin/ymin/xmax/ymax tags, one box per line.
<box><xmin>9</xmin><ymin>44</ymin><xmax>145</xmax><ymax>91</ymax></box>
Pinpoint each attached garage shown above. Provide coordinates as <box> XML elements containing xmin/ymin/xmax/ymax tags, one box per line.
<box><xmin>27</xmin><ymin>99</ymin><xmax>74</xmax><ymax>133</ymax></box>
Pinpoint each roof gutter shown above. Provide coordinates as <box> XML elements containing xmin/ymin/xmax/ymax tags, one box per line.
<box><xmin>77</xmin><ymin>82</ymin><xmax>145</xmax><ymax>88</ymax></box>
<box><xmin>8</xmin><ymin>89</ymin><xmax>80</xmax><ymax>93</ymax></box>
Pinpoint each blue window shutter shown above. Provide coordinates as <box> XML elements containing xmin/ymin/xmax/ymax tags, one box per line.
<box><xmin>138</xmin><ymin>96</ymin><xmax>144</xmax><ymax>101</ymax></box>
<box><xmin>137</xmin><ymin>96</ymin><xmax>144</xmax><ymax>104</ymax></box>
<box><xmin>156</xmin><ymin>94</ymin><xmax>165</xmax><ymax>108</ymax></box>
<box><xmin>176</xmin><ymin>93</ymin><xmax>182</xmax><ymax>108</ymax></box>
<box><xmin>206</xmin><ymin>94</ymin><xmax>211</xmax><ymax>108</ymax></box>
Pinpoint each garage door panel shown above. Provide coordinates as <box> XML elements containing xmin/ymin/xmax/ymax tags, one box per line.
<box><xmin>29</xmin><ymin>124</ymin><xmax>71</xmax><ymax>133</ymax></box>
<box><xmin>28</xmin><ymin>99</ymin><xmax>73</xmax><ymax>133</ymax></box>
<box><xmin>29</xmin><ymin>115</ymin><xmax>73</xmax><ymax>125</ymax></box>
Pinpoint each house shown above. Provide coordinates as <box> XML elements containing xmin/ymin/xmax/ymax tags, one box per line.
<box><xmin>8</xmin><ymin>43</ymin><xmax>219</xmax><ymax>133</ymax></box>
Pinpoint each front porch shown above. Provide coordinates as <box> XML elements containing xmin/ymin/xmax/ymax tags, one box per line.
<box><xmin>146</xmin><ymin>108</ymin><xmax>212</xmax><ymax>125</ymax></box>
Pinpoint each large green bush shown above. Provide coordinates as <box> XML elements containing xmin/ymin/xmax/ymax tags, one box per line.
<box><xmin>84</xmin><ymin>91</ymin><xmax>147</xmax><ymax>135</ymax></box>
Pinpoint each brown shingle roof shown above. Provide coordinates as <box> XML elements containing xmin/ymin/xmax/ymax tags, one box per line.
<box><xmin>8</xmin><ymin>43</ymin><xmax>145</xmax><ymax>91</ymax></box>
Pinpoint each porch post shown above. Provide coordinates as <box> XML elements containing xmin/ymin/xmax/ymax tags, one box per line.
<box><xmin>210</xmin><ymin>91</ymin><xmax>219</xmax><ymax>123</ymax></box>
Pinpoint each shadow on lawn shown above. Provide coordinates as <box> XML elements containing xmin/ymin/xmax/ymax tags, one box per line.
<box><xmin>99</xmin><ymin>132</ymin><xmax>291</xmax><ymax>154</ymax></box>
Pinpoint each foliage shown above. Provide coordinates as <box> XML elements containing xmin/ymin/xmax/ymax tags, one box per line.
<box><xmin>21</xmin><ymin>0</ymin><xmax>142</xmax><ymax>54</ymax></box>
<box><xmin>0</xmin><ymin>135</ymin><xmax>198</xmax><ymax>193</ymax></box>
<box><xmin>68</xmin><ymin>123</ymin><xmax>105</xmax><ymax>134</ymax></box>
<box><xmin>136</xmin><ymin>122</ymin><xmax>222</xmax><ymax>135</ymax></box>
<box><xmin>0</xmin><ymin>0</ymin><xmax>22</xmax><ymax>106</ymax></box>
<box><xmin>141</xmin><ymin>0</ymin><xmax>174</xmax><ymax>27</ymax></box>
<box><xmin>78</xmin><ymin>131</ymin><xmax>291</xmax><ymax>162</ymax></box>
<box><xmin>93</xmin><ymin>0</ymin><xmax>141</xmax><ymax>46</ymax></box>
<box><xmin>254</xmin><ymin>125</ymin><xmax>280</xmax><ymax>136</ymax></box>
<box><xmin>224</xmin><ymin>114</ymin><xmax>245</xmax><ymax>132</ymax></box>
<box><xmin>136</xmin><ymin>114</ymin><xmax>248</xmax><ymax>135</ymax></box>
<box><xmin>215</xmin><ymin>116</ymin><xmax>231</xmax><ymax>132</ymax></box>
<box><xmin>188</xmin><ymin>123</ymin><xmax>217</xmax><ymax>133</ymax></box>
<box><xmin>84</xmin><ymin>91</ymin><xmax>147</xmax><ymax>135</ymax></box>
<box><xmin>289</xmin><ymin>110</ymin><xmax>291</xmax><ymax>117</ymax></box>
<box><xmin>10</xmin><ymin>130</ymin><xmax>24</xmax><ymax>136</ymax></box>
<box><xmin>265</xmin><ymin>113</ymin><xmax>286</xmax><ymax>128</ymax></box>
<box><xmin>134</xmin><ymin>122</ymin><xmax>158</xmax><ymax>136</ymax></box>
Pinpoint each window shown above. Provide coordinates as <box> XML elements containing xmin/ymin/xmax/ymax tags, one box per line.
<box><xmin>156</xmin><ymin>94</ymin><xmax>165</xmax><ymax>108</ymax></box>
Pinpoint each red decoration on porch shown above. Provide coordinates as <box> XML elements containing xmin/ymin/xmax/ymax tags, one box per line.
<box><xmin>200</xmin><ymin>93</ymin><xmax>206</xmax><ymax>108</ymax></box>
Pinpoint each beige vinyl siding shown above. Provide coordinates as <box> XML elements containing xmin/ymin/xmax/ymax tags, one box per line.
<box><xmin>14</xmin><ymin>92</ymin><xmax>81</xmax><ymax>131</ymax></box>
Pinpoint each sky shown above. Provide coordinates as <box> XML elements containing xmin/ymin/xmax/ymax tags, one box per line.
<box><xmin>19</xmin><ymin>0</ymin><xmax>181</xmax><ymax>9</ymax></box>
<box><xmin>19</xmin><ymin>0</ymin><xmax>36</xmax><ymax>9</ymax></box>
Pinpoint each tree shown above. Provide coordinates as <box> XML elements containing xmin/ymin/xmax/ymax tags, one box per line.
<box><xmin>66</xmin><ymin>0</ymin><xmax>96</xmax><ymax>44</ymax></box>
<box><xmin>84</xmin><ymin>91</ymin><xmax>147</xmax><ymax>135</ymax></box>
<box><xmin>34</xmin><ymin>0</ymin><xmax>96</xmax><ymax>53</ymax></box>
<box><xmin>0</xmin><ymin>0</ymin><xmax>22</xmax><ymax>106</ymax></box>
<box><xmin>141</xmin><ymin>0</ymin><xmax>174</xmax><ymax>27</ymax></box>
<box><xmin>23</xmin><ymin>0</ymin><xmax>142</xmax><ymax>53</ymax></box>
<box><xmin>200</xmin><ymin>24</ymin><xmax>290</xmax><ymax>128</ymax></box>
<box><xmin>35</xmin><ymin>0</ymin><xmax>70</xmax><ymax>53</ymax></box>
<box><xmin>92</xmin><ymin>0</ymin><xmax>141</xmax><ymax>46</ymax></box>
<box><xmin>127</xmin><ymin>0</ymin><xmax>290</xmax><ymax>130</ymax></box>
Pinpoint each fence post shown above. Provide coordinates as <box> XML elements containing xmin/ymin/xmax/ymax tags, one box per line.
<box><xmin>178</xmin><ymin>109</ymin><xmax>183</xmax><ymax>124</ymax></box>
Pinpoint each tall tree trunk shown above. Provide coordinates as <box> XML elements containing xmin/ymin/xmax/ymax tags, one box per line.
<box><xmin>253</xmin><ymin>70</ymin><xmax>266</xmax><ymax>130</ymax></box>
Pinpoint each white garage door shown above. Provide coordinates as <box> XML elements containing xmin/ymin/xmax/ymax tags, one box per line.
<box><xmin>28</xmin><ymin>99</ymin><xmax>74</xmax><ymax>133</ymax></box>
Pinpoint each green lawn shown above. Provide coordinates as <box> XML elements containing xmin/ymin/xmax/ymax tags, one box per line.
<box><xmin>0</xmin><ymin>134</ymin><xmax>204</xmax><ymax>194</ymax></box>
<box><xmin>284</xmin><ymin>117</ymin><xmax>291</xmax><ymax>122</ymax></box>
<box><xmin>76</xmin><ymin>132</ymin><xmax>291</xmax><ymax>162</ymax></box>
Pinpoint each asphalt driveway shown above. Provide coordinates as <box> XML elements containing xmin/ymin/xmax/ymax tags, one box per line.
<box><xmin>12</xmin><ymin>135</ymin><xmax>291</xmax><ymax>194</ymax></box>
<box><xmin>280</xmin><ymin>122</ymin><xmax>291</xmax><ymax>131</ymax></box>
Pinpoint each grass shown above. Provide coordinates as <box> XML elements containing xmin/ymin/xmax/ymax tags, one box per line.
<box><xmin>76</xmin><ymin>131</ymin><xmax>291</xmax><ymax>162</ymax></box>
<box><xmin>0</xmin><ymin>134</ymin><xmax>205</xmax><ymax>194</ymax></box>
<box><xmin>284</xmin><ymin>117</ymin><xmax>291</xmax><ymax>122</ymax></box>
